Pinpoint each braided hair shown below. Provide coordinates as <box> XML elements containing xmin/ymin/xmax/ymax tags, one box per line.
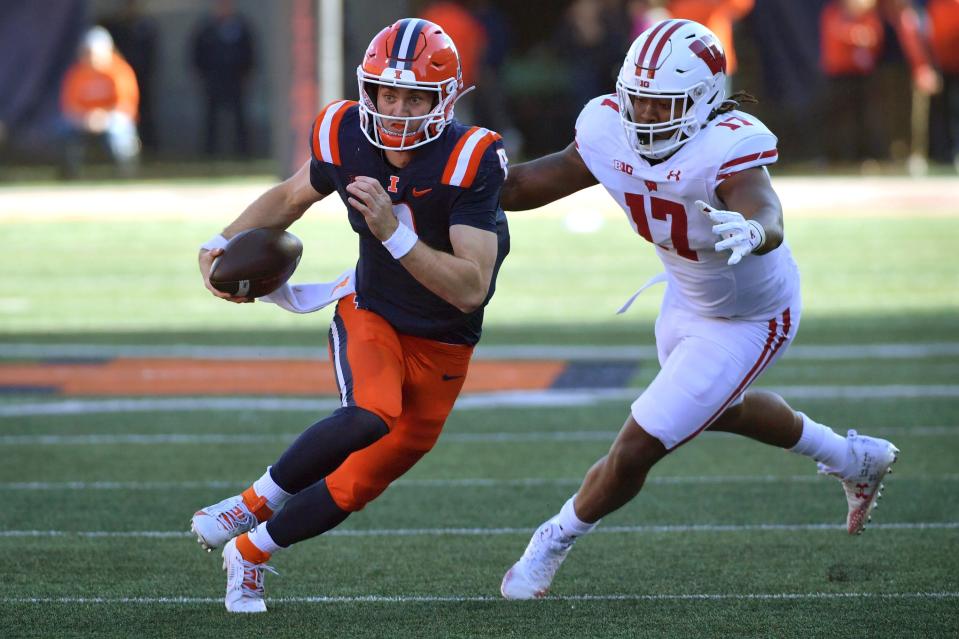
<box><xmin>708</xmin><ymin>90</ymin><xmax>759</xmax><ymax>120</ymax></box>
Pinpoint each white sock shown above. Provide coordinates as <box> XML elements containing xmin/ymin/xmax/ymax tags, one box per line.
<box><xmin>248</xmin><ymin>522</ymin><xmax>284</xmax><ymax>554</ymax></box>
<box><xmin>253</xmin><ymin>466</ymin><xmax>293</xmax><ymax>511</ymax></box>
<box><xmin>551</xmin><ymin>495</ymin><xmax>599</xmax><ymax>538</ymax></box>
<box><xmin>789</xmin><ymin>412</ymin><xmax>850</xmax><ymax>472</ymax></box>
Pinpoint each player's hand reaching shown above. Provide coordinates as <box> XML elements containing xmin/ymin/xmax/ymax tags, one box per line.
<box><xmin>346</xmin><ymin>176</ymin><xmax>399</xmax><ymax>241</ymax></box>
<box><xmin>696</xmin><ymin>200</ymin><xmax>766</xmax><ymax>266</ymax></box>
<box><xmin>198</xmin><ymin>248</ymin><xmax>250</xmax><ymax>303</ymax></box>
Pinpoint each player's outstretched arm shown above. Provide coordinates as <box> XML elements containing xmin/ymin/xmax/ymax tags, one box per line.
<box><xmin>500</xmin><ymin>142</ymin><xmax>598</xmax><ymax>211</ymax></box>
<box><xmin>199</xmin><ymin>160</ymin><xmax>326</xmax><ymax>301</ymax></box>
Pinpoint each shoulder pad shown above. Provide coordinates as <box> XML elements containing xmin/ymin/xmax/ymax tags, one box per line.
<box><xmin>575</xmin><ymin>95</ymin><xmax>627</xmax><ymax>170</ymax></box>
<box><xmin>440</xmin><ymin>126</ymin><xmax>502</xmax><ymax>188</ymax></box>
<box><xmin>696</xmin><ymin>111</ymin><xmax>778</xmax><ymax>180</ymax></box>
<box><xmin>311</xmin><ymin>100</ymin><xmax>357</xmax><ymax>166</ymax></box>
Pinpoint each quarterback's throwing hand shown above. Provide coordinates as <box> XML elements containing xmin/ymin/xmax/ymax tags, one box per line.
<box><xmin>696</xmin><ymin>200</ymin><xmax>765</xmax><ymax>266</ymax></box>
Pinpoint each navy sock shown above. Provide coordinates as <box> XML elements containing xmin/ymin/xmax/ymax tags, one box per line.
<box><xmin>266</xmin><ymin>480</ymin><xmax>350</xmax><ymax>546</ymax></box>
<box><xmin>270</xmin><ymin>406</ymin><xmax>388</xmax><ymax>493</ymax></box>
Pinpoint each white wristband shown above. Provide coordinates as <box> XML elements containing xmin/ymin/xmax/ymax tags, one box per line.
<box><xmin>200</xmin><ymin>234</ymin><xmax>229</xmax><ymax>252</ymax></box>
<box><xmin>746</xmin><ymin>220</ymin><xmax>766</xmax><ymax>251</ymax></box>
<box><xmin>382</xmin><ymin>223</ymin><xmax>418</xmax><ymax>259</ymax></box>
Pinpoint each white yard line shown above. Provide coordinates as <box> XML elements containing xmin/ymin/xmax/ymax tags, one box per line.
<box><xmin>0</xmin><ymin>424</ymin><xmax>954</xmax><ymax>445</ymax></box>
<box><xmin>3</xmin><ymin>342</ymin><xmax>959</xmax><ymax>361</ymax></box>
<box><xmin>1</xmin><ymin>522</ymin><xmax>956</xmax><ymax>539</ymax></box>
<box><xmin>1</xmin><ymin>386</ymin><xmax>958</xmax><ymax>418</ymax></box>
<box><xmin>4</xmin><ymin>474</ymin><xmax>957</xmax><ymax>491</ymax></box>
<box><xmin>5</xmin><ymin>591</ymin><xmax>958</xmax><ymax>605</ymax></box>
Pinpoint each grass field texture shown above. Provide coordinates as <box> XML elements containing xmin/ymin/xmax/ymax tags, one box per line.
<box><xmin>1</xmin><ymin>179</ymin><xmax>957</xmax><ymax>638</ymax></box>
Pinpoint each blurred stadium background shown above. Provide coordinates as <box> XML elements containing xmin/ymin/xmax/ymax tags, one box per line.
<box><xmin>1</xmin><ymin>1</ymin><xmax>957</xmax><ymax>637</ymax></box>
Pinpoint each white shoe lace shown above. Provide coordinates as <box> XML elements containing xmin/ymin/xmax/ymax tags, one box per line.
<box><xmin>207</xmin><ymin>497</ymin><xmax>254</xmax><ymax>534</ymax></box>
<box><xmin>218</xmin><ymin>506</ymin><xmax>254</xmax><ymax>534</ymax></box>
<box><xmin>238</xmin><ymin>557</ymin><xmax>278</xmax><ymax>600</ymax></box>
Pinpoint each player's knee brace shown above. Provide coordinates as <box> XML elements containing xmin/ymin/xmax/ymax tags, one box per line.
<box><xmin>270</xmin><ymin>406</ymin><xmax>389</xmax><ymax>493</ymax></box>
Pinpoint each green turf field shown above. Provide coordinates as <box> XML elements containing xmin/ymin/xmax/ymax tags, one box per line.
<box><xmin>1</xmin><ymin>182</ymin><xmax>957</xmax><ymax>638</ymax></box>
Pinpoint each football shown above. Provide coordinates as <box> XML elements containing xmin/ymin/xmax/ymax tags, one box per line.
<box><xmin>209</xmin><ymin>228</ymin><xmax>303</xmax><ymax>298</ymax></box>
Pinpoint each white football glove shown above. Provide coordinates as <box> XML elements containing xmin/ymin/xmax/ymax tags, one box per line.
<box><xmin>695</xmin><ymin>200</ymin><xmax>766</xmax><ymax>266</ymax></box>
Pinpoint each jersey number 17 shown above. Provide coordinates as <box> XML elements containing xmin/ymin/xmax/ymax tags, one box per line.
<box><xmin>624</xmin><ymin>193</ymin><xmax>698</xmax><ymax>261</ymax></box>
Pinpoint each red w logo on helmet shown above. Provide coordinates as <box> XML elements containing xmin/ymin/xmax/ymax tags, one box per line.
<box><xmin>689</xmin><ymin>37</ymin><xmax>726</xmax><ymax>76</ymax></box>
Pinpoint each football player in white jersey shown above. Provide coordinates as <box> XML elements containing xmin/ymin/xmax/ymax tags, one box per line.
<box><xmin>499</xmin><ymin>19</ymin><xmax>900</xmax><ymax>600</ymax></box>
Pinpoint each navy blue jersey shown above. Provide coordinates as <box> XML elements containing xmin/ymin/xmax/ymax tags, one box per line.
<box><xmin>308</xmin><ymin>100</ymin><xmax>510</xmax><ymax>345</ymax></box>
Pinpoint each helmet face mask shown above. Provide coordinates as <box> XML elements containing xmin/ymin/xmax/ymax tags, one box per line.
<box><xmin>616</xmin><ymin>20</ymin><xmax>727</xmax><ymax>160</ymax></box>
<box><xmin>357</xmin><ymin>19</ymin><xmax>463</xmax><ymax>151</ymax></box>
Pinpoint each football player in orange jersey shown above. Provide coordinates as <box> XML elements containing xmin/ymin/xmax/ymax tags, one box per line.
<box><xmin>190</xmin><ymin>18</ymin><xmax>510</xmax><ymax>613</ymax></box>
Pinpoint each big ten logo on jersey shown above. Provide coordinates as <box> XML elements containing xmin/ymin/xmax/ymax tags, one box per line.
<box><xmin>613</xmin><ymin>159</ymin><xmax>634</xmax><ymax>175</ymax></box>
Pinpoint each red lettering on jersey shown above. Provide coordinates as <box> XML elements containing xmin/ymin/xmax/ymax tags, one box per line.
<box><xmin>388</xmin><ymin>175</ymin><xmax>400</xmax><ymax>193</ymax></box>
<box><xmin>689</xmin><ymin>37</ymin><xmax>726</xmax><ymax>76</ymax></box>
<box><xmin>613</xmin><ymin>159</ymin><xmax>633</xmax><ymax>175</ymax></box>
<box><xmin>644</xmin><ymin>180</ymin><xmax>658</xmax><ymax>192</ymax></box>
<box><xmin>601</xmin><ymin>98</ymin><xmax>619</xmax><ymax>113</ymax></box>
<box><xmin>666</xmin><ymin>170</ymin><xmax>681</xmax><ymax>181</ymax></box>
<box><xmin>717</xmin><ymin>116</ymin><xmax>754</xmax><ymax>131</ymax></box>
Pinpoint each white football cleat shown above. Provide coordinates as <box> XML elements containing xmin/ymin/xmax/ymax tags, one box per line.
<box><xmin>501</xmin><ymin>521</ymin><xmax>576</xmax><ymax>600</ymax></box>
<box><xmin>191</xmin><ymin>495</ymin><xmax>256</xmax><ymax>551</ymax></box>
<box><xmin>818</xmin><ymin>429</ymin><xmax>900</xmax><ymax>535</ymax></box>
<box><xmin>222</xmin><ymin>538</ymin><xmax>277</xmax><ymax>613</ymax></box>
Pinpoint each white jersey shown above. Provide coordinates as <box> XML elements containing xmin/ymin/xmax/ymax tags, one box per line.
<box><xmin>575</xmin><ymin>95</ymin><xmax>800</xmax><ymax>320</ymax></box>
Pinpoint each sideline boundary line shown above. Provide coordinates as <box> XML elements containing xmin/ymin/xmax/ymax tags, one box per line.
<box><xmin>2</xmin><ymin>522</ymin><xmax>956</xmax><ymax>539</ymax></box>
<box><xmin>1</xmin><ymin>425</ymin><xmax>954</xmax><ymax>445</ymax></box>
<box><xmin>4</xmin><ymin>474</ymin><xmax>957</xmax><ymax>491</ymax></box>
<box><xmin>6</xmin><ymin>591</ymin><xmax>959</xmax><ymax>605</ymax></box>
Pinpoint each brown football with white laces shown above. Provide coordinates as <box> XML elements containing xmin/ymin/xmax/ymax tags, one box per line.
<box><xmin>209</xmin><ymin>228</ymin><xmax>302</xmax><ymax>298</ymax></box>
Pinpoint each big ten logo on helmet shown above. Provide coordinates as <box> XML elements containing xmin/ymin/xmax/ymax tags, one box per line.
<box><xmin>614</xmin><ymin>159</ymin><xmax>634</xmax><ymax>175</ymax></box>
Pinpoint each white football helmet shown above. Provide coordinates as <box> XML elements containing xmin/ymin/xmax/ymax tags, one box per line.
<box><xmin>616</xmin><ymin>20</ymin><xmax>727</xmax><ymax>159</ymax></box>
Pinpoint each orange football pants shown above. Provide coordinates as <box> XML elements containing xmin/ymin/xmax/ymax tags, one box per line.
<box><xmin>324</xmin><ymin>294</ymin><xmax>473</xmax><ymax>512</ymax></box>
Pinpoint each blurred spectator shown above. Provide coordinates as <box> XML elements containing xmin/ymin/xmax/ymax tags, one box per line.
<box><xmin>819</xmin><ymin>0</ymin><xmax>940</xmax><ymax>164</ymax></box>
<box><xmin>667</xmin><ymin>0</ymin><xmax>755</xmax><ymax>77</ymax></box>
<box><xmin>191</xmin><ymin>0</ymin><xmax>255</xmax><ymax>157</ymax></box>
<box><xmin>628</xmin><ymin>0</ymin><xmax>671</xmax><ymax>39</ymax></box>
<box><xmin>927</xmin><ymin>0</ymin><xmax>959</xmax><ymax>169</ymax></box>
<box><xmin>419</xmin><ymin>1</ymin><xmax>487</xmax><ymax>123</ymax></box>
<box><xmin>463</xmin><ymin>0</ymin><xmax>524</xmax><ymax>156</ymax></box>
<box><xmin>60</xmin><ymin>26</ymin><xmax>140</xmax><ymax>178</ymax></box>
<box><xmin>101</xmin><ymin>0</ymin><xmax>159</xmax><ymax>153</ymax></box>
<box><xmin>553</xmin><ymin>0</ymin><xmax>630</xmax><ymax>112</ymax></box>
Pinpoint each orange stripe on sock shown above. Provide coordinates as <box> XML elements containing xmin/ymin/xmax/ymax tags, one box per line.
<box><xmin>241</xmin><ymin>487</ymin><xmax>274</xmax><ymax>522</ymax></box>
<box><xmin>237</xmin><ymin>533</ymin><xmax>271</xmax><ymax>564</ymax></box>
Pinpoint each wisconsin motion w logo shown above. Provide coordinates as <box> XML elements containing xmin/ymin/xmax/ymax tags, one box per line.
<box><xmin>689</xmin><ymin>36</ymin><xmax>726</xmax><ymax>76</ymax></box>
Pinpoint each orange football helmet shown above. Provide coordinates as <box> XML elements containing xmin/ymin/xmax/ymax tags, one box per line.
<box><xmin>357</xmin><ymin>18</ymin><xmax>464</xmax><ymax>150</ymax></box>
